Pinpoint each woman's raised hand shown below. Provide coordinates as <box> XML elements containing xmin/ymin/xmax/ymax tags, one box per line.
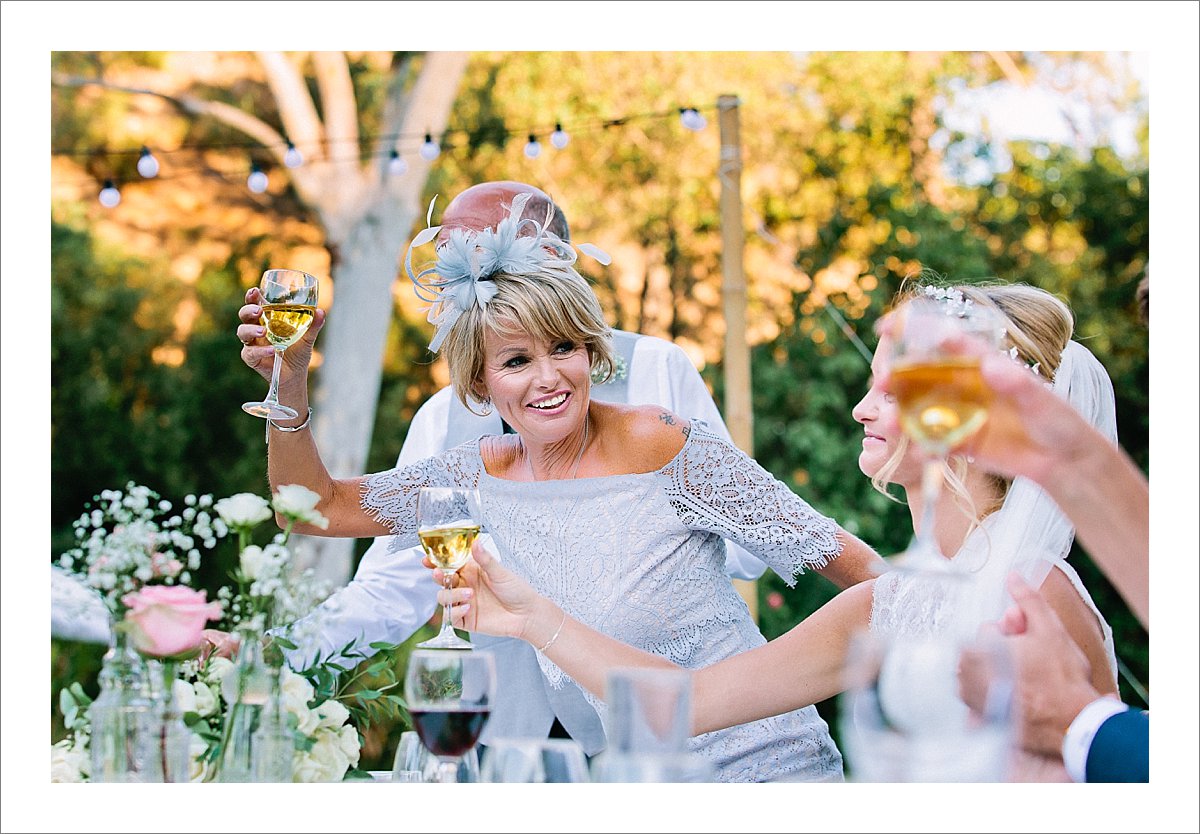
<box><xmin>236</xmin><ymin>286</ymin><xmax>325</xmax><ymax>382</ymax></box>
<box><xmin>428</xmin><ymin>539</ymin><xmax>548</xmax><ymax>641</ymax></box>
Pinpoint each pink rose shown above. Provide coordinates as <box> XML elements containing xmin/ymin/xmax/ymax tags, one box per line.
<box><xmin>121</xmin><ymin>585</ymin><xmax>222</xmax><ymax>658</ymax></box>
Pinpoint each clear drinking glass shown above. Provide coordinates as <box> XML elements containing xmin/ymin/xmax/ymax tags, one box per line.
<box><xmin>403</xmin><ymin>649</ymin><xmax>496</xmax><ymax>783</ymax></box>
<box><xmin>242</xmin><ymin>268</ymin><xmax>319</xmax><ymax>420</ymax></box>
<box><xmin>839</xmin><ymin>628</ymin><xmax>1015</xmax><ymax>782</ymax></box>
<box><xmin>415</xmin><ymin>487</ymin><xmax>483</xmax><ymax>650</ymax></box>
<box><xmin>887</xmin><ymin>296</ymin><xmax>1005</xmax><ymax>571</ymax></box>
<box><xmin>481</xmin><ymin>738</ymin><xmax>590</xmax><ymax>783</ymax></box>
<box><xmin>606</xmin><ymin>667</ymin><xmax>693</xmax><ymax>755</ymax></box>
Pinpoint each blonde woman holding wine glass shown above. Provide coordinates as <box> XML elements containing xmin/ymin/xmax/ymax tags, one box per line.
<box><xmin>434</xmin><ymin>280</ymin><xmax>1121</xmax><ymax>781</ymax></box>
<box><xmin>232</xmin><ymin>192</ymin><xmax>887</xmax><ymax>782</ymax></box>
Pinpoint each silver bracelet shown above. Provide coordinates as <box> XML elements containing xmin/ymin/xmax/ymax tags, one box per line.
<box><xmin>536</xmin><ymin>609</ymin><xmax>568</xmax><ymax>654</ymax></box>
<box><xmin>268</xmin><ymin>407</ymin><xmax>313</xmax><ymax>433</ymax></box>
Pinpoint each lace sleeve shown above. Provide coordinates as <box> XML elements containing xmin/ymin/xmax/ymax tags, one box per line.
<box><xmin>359</xmin><ymin>443</ymin><xmax>486</xmax><ymax>552</ymax></box>
<box><xmin>659</xmin><ymin>420</ymin><xmax>842</xmax><ymax>586</ymax></box>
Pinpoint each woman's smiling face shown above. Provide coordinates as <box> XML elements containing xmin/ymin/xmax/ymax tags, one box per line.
<box><xmin>479</xmin><ymin>323</ymin><xmax>592</xmax><ymax>445</ymax></box>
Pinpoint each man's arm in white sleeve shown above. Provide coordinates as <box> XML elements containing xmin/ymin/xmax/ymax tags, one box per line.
<box><xmin>278</xmin><ymin>389</ymin><xmax>453</xmax><ymax>669</ymax></box>
<box><xmin>629</xmin><ymin>335</ymin><xmax>768</xmax><ymax>581</ymax></box>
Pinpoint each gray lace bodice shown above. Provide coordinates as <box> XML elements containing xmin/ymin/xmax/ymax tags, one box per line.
<box><xmin>362</xmin><ymin>419</ymin><xmax>845</xmax><ymax>782</ymax></box>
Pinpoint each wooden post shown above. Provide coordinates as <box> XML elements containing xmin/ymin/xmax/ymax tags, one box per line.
<box><xmin>718</xmin><ymin>94</ymin><xmax>758</xmax><ymax>621</ymax></box>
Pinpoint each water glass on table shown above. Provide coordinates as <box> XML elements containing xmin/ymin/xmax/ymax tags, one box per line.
<box><xmin>480</xmin><ymin>738</ymin><xmax>590</xmax><ymax>783</ymax></box>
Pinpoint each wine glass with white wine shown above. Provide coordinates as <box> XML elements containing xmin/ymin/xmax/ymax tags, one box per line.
<box><xmin>416</xmin><ymin>487</ymin><xmax>483</xmax><ymax>650</ymax></box>
<box><xmin>241</xmin><ymin>269</ymin><xmax>319</xmax><ymax>420</ymax></box>
<box><xmin>887</xmin><ymin>293</ymin><xmax>1006</xmax><ymax>572</ymax></box>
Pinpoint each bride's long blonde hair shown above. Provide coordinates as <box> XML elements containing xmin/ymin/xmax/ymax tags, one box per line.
<box><xmin>869</xmin><ymin>274</ymin><xmax>1075</xmax><ymax>529</ymax></box>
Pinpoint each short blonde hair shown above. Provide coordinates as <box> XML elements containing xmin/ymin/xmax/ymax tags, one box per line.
<box><xmin>440</xmin><ymin>265</ymin><xmax>617</xmax><ymax>412</ymax></box>
<box><xmin>871</xmin><ymin>275</ymin><xmax>1074</xmax><ymax>521</ymax></box>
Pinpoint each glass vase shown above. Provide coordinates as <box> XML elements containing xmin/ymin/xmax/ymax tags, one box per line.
<box><xmin>252</xmin><ymin>665</ymin><xmax>295</xmax><ymax>782</ymax></box>
<box><xmin>215</xmin><ymin>623</ymin><xmax>272</xmax><ymax>782</ymax></box>
<box><xmin>150</xmin><ymin>659</ymin><xmax>194</xmax><ymax>782</ymax></box>
<box><xmin>87</xmin><ymin>627</ymin><xmax>162</xmax><ymax>782</ymax></box>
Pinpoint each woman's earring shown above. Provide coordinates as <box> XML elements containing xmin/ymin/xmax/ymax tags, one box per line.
<box><xmin>479</xmin><ymin>397</ymin><xmax>493</xmax><ymax>416</ymax></box>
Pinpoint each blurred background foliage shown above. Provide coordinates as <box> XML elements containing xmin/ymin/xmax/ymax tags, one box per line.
<box><xmin>51</xmin><ymin>50</ymin><xmax>1148</xmax><ymax>770</ymax></box>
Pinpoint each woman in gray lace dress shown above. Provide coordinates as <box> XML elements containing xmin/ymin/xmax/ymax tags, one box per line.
<box><xmin>238</xmin><ymin>192</ymin><xmax>886</xmax><ymax>782</ymax></box>
<box><xmin>436</xmin><ymin>281</ymin><xmax>1121</xmax><ymax>781</ymax></box>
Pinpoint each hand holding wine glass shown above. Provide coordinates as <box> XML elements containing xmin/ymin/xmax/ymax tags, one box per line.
<box><xmin>240</xmin><ymin>269</ymin><xmax>321</xmax><ymax>420</ymax></box>
<box><xmin>416</xmin><ymin>487</ymin><xmax>483</xmax><ymax>650</ymax></box>
<box><xmin>404</xmin><ymin>649</ymin><xmax>496</xmax><ymax>783</ymax></box>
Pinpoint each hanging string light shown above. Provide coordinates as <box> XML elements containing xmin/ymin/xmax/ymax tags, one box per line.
<box><xmin>98</xmin><ymin>179</ymin><xmax>121</xmax><ymax>208</ymax></box>
<box><xmin>419</xmin><ymin>132</ymin><xmax>440</xmax><ymax>161</ymax></box>
<box><xmin>247</xmin><ymin>162</ymin><xmax>268</xmax><ymax>193</ymax></box>
<box><xmin>523</xmin><ymin>134</ymin><xmax>542</xmax><ymax>159</ymax></box>
<box><xmin>679</xmin><ymin>107</ymin><xmax>707</xmax><ymax>131</ymax></box>
<box><xmin>283</xmin><ymin>140</ymin><xmax>303</xmax><ymax>169</ymax></box>
<box><xmin>550</xmin><ymin>122</ymin><xmax>570</xmax><ymax>149</ymax></box>
<box><xmin>136</xmin><ymin>146</ymin><xmax>160</xmax><ymax>178</ymax></box>
<box><xmin>387</xmin><ymin>149</ymin><xmax>408</xmax><ymax>176</ymax></box>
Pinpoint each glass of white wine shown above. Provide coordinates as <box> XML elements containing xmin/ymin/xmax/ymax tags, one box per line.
<box><xmin>887</xmin><ymin>294</ymin><xmax>1005</xmax><ymax>571</ymax></box>
<box><xmin>416</xmin><ymin>486</ymin><xmax>483</xmax><ymax>650</ymax></box>
<box><xmin>241</xmin><ymin>268</ymin><xmax>319</xmax><ymax>420</ymax></box>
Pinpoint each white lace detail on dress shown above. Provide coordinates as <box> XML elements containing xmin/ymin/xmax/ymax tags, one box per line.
<box><xmin>659</xmin><ymin>421</ymin><xmax>843</xmax><ymax>586</ymax></box>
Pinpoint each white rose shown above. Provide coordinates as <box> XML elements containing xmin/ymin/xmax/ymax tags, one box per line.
<box><xmin>239</xmin><ymin>545</ymin><xmax>268</xmax><ymax>581</ymax></box>
<box><xmin>192</xmin><ymin>681</ymin><xmax>218</xmax><ymax>717</ymax></box>
<box><xmin>271</xmin><ymin>485</ymin><xmax>329</xmax><ymax>529</ymax></box>
<box><xmin>293</xmin><ymin>731</ymin><xmax>350</xmax><ymax>782</ymax></box>
<box><xmin>203</xmin><ymin>656</ymin><xmax>235</xmax><ymax>685</ymax></box>
<box><xmin>51</xmin><ymin>740</ymin><xmax>87</xmax><ymax>783</ymax></box>
<box><xmin>171</xmin><ymin>678</ymin><xmax>198</xmax><ymax>714</ymax></box>
<box><xmin>337</xmin><ymin>724</ymin><xmax>361</xmax><ymax>769</ymax></box>
<box><xmin>213</xmin><ymin>493</ymin><xmax>273</xmax><ymax>530</ymax></box>
<box><xmin>315</xmin><ymin>698</ymin><xmax>350</xmax><ymax>730</ymax></box>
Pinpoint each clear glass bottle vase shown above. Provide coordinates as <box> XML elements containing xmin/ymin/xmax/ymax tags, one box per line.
<box><xmin>251</xmin><ymin>665</ymin><xmax>295</xmax><ymax>782</ymax></box>
<box><xmin>215</xmin><ymin>623</ymin><xmax>272</xmax><ymax>782</ymax></box>
<box><xmin>150</xmin><ymin>659</ymin><xmax>194</xmax><ymax>782</ymax></box>
<box><xmin>87</xmin><ymin>627</ymin><xmax>162</xmax><ymax>782</ymax></box>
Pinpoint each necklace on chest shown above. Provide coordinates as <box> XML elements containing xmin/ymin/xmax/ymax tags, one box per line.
<box><xmin>525</xmin><ymin>417</ymin><xmax>589</xmax><ymax>481</ymax></box>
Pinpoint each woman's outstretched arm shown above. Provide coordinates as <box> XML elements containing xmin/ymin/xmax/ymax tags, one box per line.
<box><xmin>439</xmin><ymin>542</ymin><xmax>873</xmax><ymax>735</ymax></box>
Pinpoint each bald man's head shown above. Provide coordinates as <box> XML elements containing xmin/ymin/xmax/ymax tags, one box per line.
<box><xmin>437</xmin><ymin>181</ymin><xmax>570</xmax><ymax>244</ymax></box>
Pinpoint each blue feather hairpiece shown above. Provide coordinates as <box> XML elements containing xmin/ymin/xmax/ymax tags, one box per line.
<box><xmin>405</xmin><ymin>192</ymin><xmax>612</xmax><ymax>352</ymax></box>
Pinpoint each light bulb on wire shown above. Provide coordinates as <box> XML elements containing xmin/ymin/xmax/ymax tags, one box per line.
<box><xmin>284</xmin><ymin>141</ymin><xmax>303</xmax><ymax>169</ymax></box>
<box><xmin>247</xmin><ymin>163</ymin><xmax>269</xmax><ymax>194</ymax></box>
<box><xmin>550</xmin><ymin>122</ymin><xmax>570</xmax><ymax>149</ymax></box>
<box><xmin>523</xmin><ymin>134</ymin><xmax>542</xmax><ymax>159</ymax></box>
<box><xmin>679</xmin><ymin>107</ymin><xmax>707</xmax><ymax>131</ymax></box>
<box><xmin>98</xmin><ymin>179</ymin><xmax>121</xmax><ymax>208</ymax></box>
<box><xmin>387</xmin><ymin>149</ymin><xmax>408</xmax><ymax>176</ymax></box>
<box><xmin>136</xmin><ymin>146</ymin><xmax>159</xmax><ymax>178</ymax></box>
<box><xmin>419</xmin><ymin>133</ymin><xmax>440</xmax><ymax>161</ymax></box>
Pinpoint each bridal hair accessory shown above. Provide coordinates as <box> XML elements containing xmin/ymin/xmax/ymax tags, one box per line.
<box><xmin>919</xmin><ymin>284</ymin><xmax>976</xmax><ymax>317</ymax></box>
<box><xmin>406</xmin><ymin>192</ymin><xmax>612</xmax><ymax>352</ymax></box>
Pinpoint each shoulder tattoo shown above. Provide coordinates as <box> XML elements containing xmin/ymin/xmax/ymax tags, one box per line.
<box><xmin>657</xmin><ymin>411</ymin><xmax>690</xmax><ymax>438</ymax></box>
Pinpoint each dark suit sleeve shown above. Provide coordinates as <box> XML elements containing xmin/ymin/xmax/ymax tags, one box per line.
<box><xmin>1085</xmin><ymin>708</ymin><xmax>1149</xmax><ymax>783</ymax></box>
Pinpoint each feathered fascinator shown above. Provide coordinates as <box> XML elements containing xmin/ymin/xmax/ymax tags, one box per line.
<box><xmin>406</xmin><ymin>192</ymin><xmax>611</xmax><ymax>351</ymax></box>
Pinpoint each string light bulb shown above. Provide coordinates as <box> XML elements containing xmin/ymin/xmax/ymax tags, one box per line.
<box><xmin>550</xmin><ymin>122</ymin><xmax>570</xmax><ymax>149</ymax></box>
<box><xmin>419</xmin><ymin>133</ymin><xmax>440</xmax><ymax>161</ymax></box>
<box><xmin>387</xmin><ymin>149</ymin><xmax>408</xmax><ymax>176</ymax></box>
<box><xmin>679</xmin><ymin>107</ymin><xmax>707</xmax><ymax>131</ymax></box>
<box><xmin>98</xmin><ymin>179</ymin><xmax>121</xmax><ymax>208</ymax></box>
<box><xmin>283</xmin><ymin>140</ymin><xmax>303</xmax><ymax>169</ymax></box>
<box><xmin>247</xmin><ymin>163</ymin><xmax>269</xmax><ymax>194</ymax></box>
<box><xmin>523</xmin><ymin>134</ymin><xmax>542</xmax><ymax>159</ymax></box>
<box><xmin>136</xmin><ymin>146</ymin><xmax>159</xmax><ymax>178</ymax></box>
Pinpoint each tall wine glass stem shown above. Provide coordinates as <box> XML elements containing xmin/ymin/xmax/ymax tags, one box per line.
<box><xmin>436</xmin><ymin>758</ymin><xmax>459</xmax><ymax>783</ymax></box>
<box><xmin>437</xmin><ymin>572</ymin><xmax>457</xmax><ymax>640</ymax></box>
<box><xmin>264</xmin><ymin>348</ymin><xmax>285</xmax><ymax>407</ymax></box>
<box><xmin>911</xmin><ymin>456</ymin><xmax>947</xmax><ymax>565</ymax></box>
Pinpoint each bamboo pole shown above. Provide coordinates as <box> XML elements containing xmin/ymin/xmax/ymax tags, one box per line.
<box><xmin>718</xmin><ymin>94</ymin><xmax>757</xmax><ymax>620</ymax></box>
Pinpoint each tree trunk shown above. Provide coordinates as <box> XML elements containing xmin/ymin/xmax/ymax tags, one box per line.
<box><xmin>292</xmin><ymin>52</ymin><xmax>470</xmax><ymax>584</ymax></box>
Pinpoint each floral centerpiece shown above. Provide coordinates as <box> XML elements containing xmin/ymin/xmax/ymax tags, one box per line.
<box><xmin>52</xmin><ymin>482</ymin><xmax>405</xmax><ymax>782</ymax></box>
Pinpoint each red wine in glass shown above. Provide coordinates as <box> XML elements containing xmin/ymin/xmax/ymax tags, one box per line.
<box><xmin>410</xmin><ymin>708</ymin><xmax>491</xmax><ymax>758</ymax></box>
